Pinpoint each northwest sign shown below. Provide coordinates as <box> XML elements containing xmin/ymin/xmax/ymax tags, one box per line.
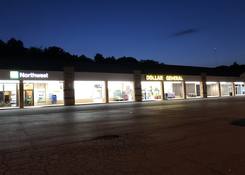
<box><xmin>10</xmin><ymin>71</ymin><xmax>49</xmax><ymax>79</ymax></box>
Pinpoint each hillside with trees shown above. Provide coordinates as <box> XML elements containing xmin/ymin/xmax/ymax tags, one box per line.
<box><xmin>0</xmin><ymin>38</ymin><xmax>244</xmax><ymax>76</ymax></box>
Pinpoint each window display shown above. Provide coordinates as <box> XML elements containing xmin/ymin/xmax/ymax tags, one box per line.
<box><xmin>24</xmin><ymin>81</ymin><xmax>64</xmax><ymax>106</ymax></box>
<box><xmin>74</xmin><ymin>81</ymin><xmax>106</xmax><ymax>104</ymax></box>
<box><xmin>0</xmin><ymin>81</ymin><xmax>19</xmax><ymax>108</ymax></box>
<box><xmin>34</xmin><ymin>83</ymin><xmax>46</xmax><ymax>105</ymax></box>
<box><xmin>141</xmin><ymin>81</ymin><xmax>162</xmax><ymax>101</ymax></box>
<box><xmin>108</xmin><ymin>81</ymin><xmax>134</xmax><ymax>102</ymax></box>
<box><xmin>185</xmin><ymin>81</ymin><xmax>201</xmax><ymax>98</ymax></box>
<box><xmin>234</xmin><ymin>82</ymin><xmax>245</xmax><ymax>96</ymax></box>
<box><xmin>206</xmin><ymin>82</ymin><xmax>219</xmax><ymax>97</ymax></box>
<box><xmin>220</xmin><ymin>82</ymin><xmax>233</xmax><ymax>96</ymax></box>
<box><xmin>164</xmin><ymin>81</ymin><xmax>184</xmax><ymax>99</ymax></box>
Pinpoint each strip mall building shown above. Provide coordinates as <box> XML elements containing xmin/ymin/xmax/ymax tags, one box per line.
<box><xmin>0</xmin><ymin>67</ymin><xmax>245</xmax><ymax>109</ymax></box>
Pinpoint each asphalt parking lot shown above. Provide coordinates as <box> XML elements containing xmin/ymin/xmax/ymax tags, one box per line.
<box><xmin>0</xmin><ymin>97</ymin><xmax>245</xmax><ymax>175</ymax></box>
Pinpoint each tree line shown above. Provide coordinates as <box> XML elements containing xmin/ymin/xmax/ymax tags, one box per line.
<box><xmin>0</xmin><ymin>38</ymin><xmax>160</xmax><ymax>69</ymax></box>
<box><xmin>0</xmin><ymin>38</ymin><xmax>244</xmax><ymax>75</ymax></box>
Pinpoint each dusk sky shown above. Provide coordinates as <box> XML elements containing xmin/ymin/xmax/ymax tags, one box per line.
<box><xmin>1</xmin><ymin>0</ymin><xmax>245</xmax><ymax>67</ymax></box>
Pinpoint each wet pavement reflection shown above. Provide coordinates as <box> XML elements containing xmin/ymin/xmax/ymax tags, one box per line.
<box><xmin>0</xmin><ymin>97</ymin><xmax>245</xmax><ymax>174</ymax></box>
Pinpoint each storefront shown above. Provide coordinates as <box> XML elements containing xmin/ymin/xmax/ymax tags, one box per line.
<box><xmin>185</xmin><ymin>81</ymin><xmax>201</xmax><ymax>98</ymax></box>
<box><xmin>164</xmin><ymin>81</ymin><xmax>184</xmax><ymax>99</ymax></box>
<box><xmin>74</xmin><ymin>81</ymin><xmax>106</xmax><ymax>104</ymax></box>
<box><xmin>8</xmin><ymin>70</ymin><xmax>64</xmax><ymax>107</ymax></box>
<box><xmin>206</xmin><ymin>82</ymin><xmax>219</xmax><ymax>97</ymax></box>
<box><xmin>108</xmin><ymin>81</ymin><xmax>135</xmax><ymax>102</ymax></box>
<box><xmin>23</xmin><ymin>80</ymin><xmax>64</xmax><ymax>106</ymax></box>
<box><xmin>220</xmin><ymin>82</ymin><xmax>233</xmax><ymax>96</ymax></box>
<box><xmin>0</xmin><ymin>80</ymin><xmax>19</xmax><ymax>108</ymax></box>
<box><xmin>141</xmin><ymin>81</ymin><xmax>162</xmax><ymax>101</ymax></box>
<box><xmin>0</xmin><ymin>68</ymin><xmax>244</xmax><ymax>109</ymax></box>
<box><xmin>234</xmin><ymin>82</ymin><xmax>245</xmax><ymax>96</ymax></box>
<box><xmin>143</xmin><ymin>75</ymin><xmax>184</xmax><ymax>100</ymax></box>
<box><xmin>163</xmin><ymin>75</ymin><xmax>184</xmax><ymax>99</ymax></box>
<box><xmin>74</xmin><ymin>72</ymin><xmax>135</xmax><ymax>104</ymax></box>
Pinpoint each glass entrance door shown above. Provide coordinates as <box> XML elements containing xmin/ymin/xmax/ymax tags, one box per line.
<box><xmin>24</xmin><ymin>90</ymin><xmax>34</xmax><ymax>106</ymax></box>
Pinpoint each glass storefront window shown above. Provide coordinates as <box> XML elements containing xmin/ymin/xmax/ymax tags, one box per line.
<box><xmin>141</xmin><ymin>81</ymin><xmax>162</xmax><ymax>101</ymax></box>
<box><xmin>0</xmin><ymin>81</ymin><xmax>19</xmax><ymax>108</ymax></box>
<box><xmin>108</xmin><ymin>81</ymin><xmax>134</xmax><ymax>102</ymax></box>
<box><xmin>24</xmin><ymin>81</ymin><xmax>64</xmax><ymax>106</ymax></box>
<box><xmin>23</xmin><ymin>83</ymin><xmax>34</xmax><ymax>106</ymax></box>
<box><xmin>220</xmin><ymin>82</ymin><xmax>233</xmax><ymax>96</ymax></box>
<box><xmin>164</xmin><ymin>81</ymin><xmax>183</xmax><ymax>99</ymax></box>
<box><xmin>74</xmin><ymin>81</ymin><xmax>106</xmax><ymax>104</ymax></box>
<box><xmin>185</xmin><ymin>81</ymin><xmax>201</xmax><ymax>98</ymax></box>
<box><xmin>234</xmin><ymin>82</ymin><xmax>245</xmax><ymax>96</ymax></box>
<box><xmin>206</xmin><ymin>82</ymin><xmax>219</xmax><ymax>97</ymax></box>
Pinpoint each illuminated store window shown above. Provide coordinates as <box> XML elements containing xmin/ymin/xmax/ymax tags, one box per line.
<box><xmin>206</xmin><ymin>82</ymin><xmax>219</xmax><ymax>97</ymax></box>
<box><xmin>23</xmin><ymin>81</ymin><xmax>64</xmax><ymax>106</ymax></box>
<box><xmin>141</xmin><ymin>81</ymin><xmax>162</xmax><ymax>101</ymax></box>
<box><xmin>74</xmin><ymin>81</ymin><xmax>106</xmax><ymax>104</ymax></box>
<box><xmin>164</xmin><ymin>81</ymin><xmax>183</xmax><ymax>99</ymax></box>
<box><xmin>0</xmin><ymin>80</ymin><xmax>19</xmax><ymax>108</ymax></box>
<box><xmin>234</xmin><ymin>82</ymin><xmax>245</xmax><ymax>96</ymax></box>
<box><xmin>108</xmin><ymin>81</ymin><xmax>134</xmax><ymax>102</ymax></box>
<box><xmin>185</xmin><ymin>81</ymin><xmax>201</xmax><ymax>98</ymax></box>
<box><xmin>220</xmin><ymin>82</ymin><xmax>233</xmax><ymax>96</ymax></box>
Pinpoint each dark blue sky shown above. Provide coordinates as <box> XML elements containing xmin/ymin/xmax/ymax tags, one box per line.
<box><xmin>1</xmin><ymin>0</ymin><xmax>245</xmax><ymax>67</ymax></box>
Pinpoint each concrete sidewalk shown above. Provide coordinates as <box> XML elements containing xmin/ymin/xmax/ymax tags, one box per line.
<box><xmin>0</xmin><ymin>95</ymin><xmax>242</xmax><ymax>117</ymax></box>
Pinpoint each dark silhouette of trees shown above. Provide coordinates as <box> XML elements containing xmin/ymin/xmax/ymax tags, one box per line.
<box><xmin>231</xmin><ymin>61</ymin><xmax>239</xmax><ymax>68</ymax></box>
<box><xmin>0</xmin><ymin>40</ymin><xmax>6</xmax><ymax>56</ymax></box>
<box><xmin>28</xmin><ymin>47</ymin><xmax>43</xmax><ymax>58</ymax></box>
<box><xmin>0</xmin><ymin>38</ymin><xmax>244</xmax><ymax>76</ymax></box>
<box><xmin>77</xmin><ymin>54</ymin><xmax>94</xmax><ymax>63</ymax></box>
<box><xmin>104</xmin><ymin>56</ymin><xmax>116</xmax><ymax>64</ymax></box>
<box><xmin>7</xmin><ymin>38</ymin><xmax>24</xmax><ymax>49</ymax></box>
<box><xmin>140</xmin><ymin>59</ymin><xmax>161</xmax><ymax>65</ymax></box>
<box><xmin>117</xmin><ymin>56</ymin><xmax>138</xmax><ymax>65</ymax></box>
<box><xmin>44</xmin><ymin>47</ymin><xmax>71</xmax><ymax>59</ymax></box>
<box><xmin>0</xmin><ymin>38</ymin><xmax>26</xmax><ymax>57</ymax></box>
<box><xmin>94</xmin><ymin>53</ymin><xmax>105</xmax><ymax>63</ymax></box>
